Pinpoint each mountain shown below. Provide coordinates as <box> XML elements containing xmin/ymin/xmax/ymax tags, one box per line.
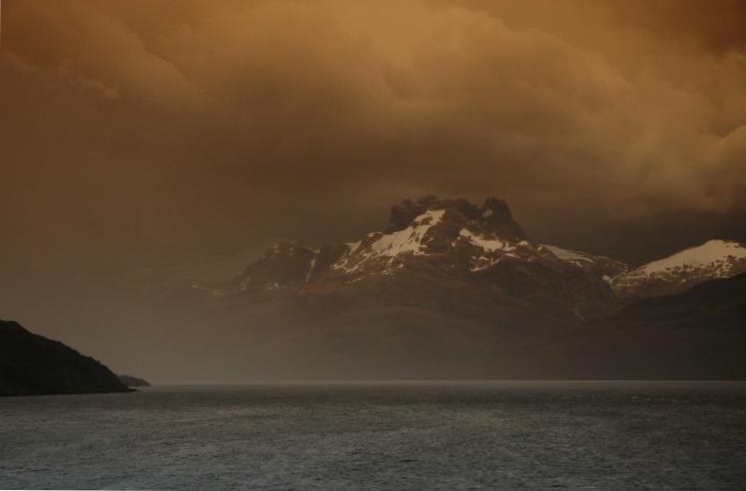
<box><xmin>180</xmin><ymin>196</ymin><xmax>628</xmax><ymax>378</ymax></box>
<box><xmin>166</xmin><ymin>196</ymin><xmax>746</xmax><ymax>379</ymax></box>
<box><xmin>0</xmin><ymin>320</ymin><xmax>130</xmax><ymax>396</ymax></box>
<box><xmin>562</xmin><ymin>273</ymin><xmax>746</xmax><ymax>379</ymax></box>
<box><xmin>209</xmin><ymin>196</ymin><xmax>626</xmax><ymax>317</ymax></box>
<box><xmin>611</xmin><ymin>240</ymin><xmax>746</xmax><ymax>300</ymax></box>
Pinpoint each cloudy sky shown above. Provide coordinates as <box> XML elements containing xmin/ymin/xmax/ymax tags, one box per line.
<box><xmin>3</xmin><ymin>0</ymin><xmax>746</xmax><ymax>268</ymax></box>
<box><xmin>1</xmin><ymin>1</ymin><xmax>746</xmax><ymax>371</ymax></box>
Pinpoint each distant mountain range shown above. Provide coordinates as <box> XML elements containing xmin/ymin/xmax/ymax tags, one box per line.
<box><xmin>5</xmin><ymin>197</ymin><xmax>741</xmax><ymax>387</ymax></box>
<box><xmin>199</xmin><ymin>196</ymin><xmax>746</xmax><ymax>306</ymax></box>
<box><xmin>177</xmin><ymin>196</ymin><xmax>746</xmax><ymax>379</ymax></box>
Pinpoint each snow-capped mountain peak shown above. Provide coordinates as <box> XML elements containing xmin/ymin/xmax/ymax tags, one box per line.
<box><xmin>324</xmin><ymin>197</ymin><xmax>628</xmax><ymax>279</ymax></box>
<box><xmin>611</xmin><ymin>239</ymin><xmax>746</xmax><ymax>299</ymax></box>
<box><xmin>330</xmin><ymin>208</ymin><xmax>446</xmax><ymax>275</ymax></box>
<box><xmin>638</xmin><ymin>240</ymin><xmax>746</xmax><ymax>274</ymax></box>
<box><xmin>192</xmin><ymin>196</ymin><xmax>634</xmax><ymax>326</ymax></box>
<box><xmin>208</xmin><ymin>197</ymin><xmax>630</xmax><ymax>298</ymax></box>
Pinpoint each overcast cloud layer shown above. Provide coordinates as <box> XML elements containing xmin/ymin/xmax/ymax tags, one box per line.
<box><xmin>2</xmin><ymin>0</ymin><xmax>746</xmax><ymax>379</ymax></box>
<box><xmin>2</xmin><ymin>0</ymin><xmax>746</xmax><ymax>273</ymax></box>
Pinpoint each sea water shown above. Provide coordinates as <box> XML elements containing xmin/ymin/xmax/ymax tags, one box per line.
<box><xmin>1</xmin><ymin>381</ymin><xmax>745</xmax><ymax>490</ymax></box>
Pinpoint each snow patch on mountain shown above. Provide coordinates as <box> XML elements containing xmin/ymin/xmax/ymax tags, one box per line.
<box><xmin>638</xmin><ymin>240</ymin><xmax>746</xmax><ymax>275</ymax></box>
<box><xmin>331</xmin><ymin>209</ymin><xmax>446</xmax><ymax>274</ymax></box>
<box><xmin>611</xmin><ymin>240</ymin><xmax>746</xmax><ymax>299</ymax></box>
<box><xmin>305</xmin><ymin>257</ymin><xmax>317</xmax><ymax>283</ymax></box>
<box><xmin>371</xmin><ymin>210</ymin><xmax>445</xmax><ymax>257</ymax></box>
<box><xmin>469</xmin><ymin>256</ymin><xmax>503</xmax><ymax>272</ymax></box>
<box><xmin>459</xmin><ymin>229</ymin><xmax>515</xmax><ymax>252</ymax></box>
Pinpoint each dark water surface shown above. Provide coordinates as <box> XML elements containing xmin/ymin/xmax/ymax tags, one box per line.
<box><xmin>1</xmin><ymin>381</ymin><xmax>745</xmax><ymax>490</ymax></box>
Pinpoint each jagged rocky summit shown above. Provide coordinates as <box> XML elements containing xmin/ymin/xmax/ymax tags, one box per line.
<box><xmin>0</xmin><ymin>320</ymin><xmax>131</xmax><ymax>396</ymax></box>
<box><xmin>208</xmin><ymin>196</ymin><xmax>627</xmax><ymax>320</ymax></box>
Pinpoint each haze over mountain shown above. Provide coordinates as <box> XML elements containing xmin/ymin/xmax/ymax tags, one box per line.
<box><xmin>142</xmin><ymin>196</ymin><xmax>745</xmax><ymax>380</ymax></box>
<box><xmin>567</xmin><ymin>272</ymin><xmax>746</xmax><ymax>380</ymax></box>
<box><xmin>1</xmin><ymin>0</ymin><xmax>746</xmax><ymax>381</ymax></box>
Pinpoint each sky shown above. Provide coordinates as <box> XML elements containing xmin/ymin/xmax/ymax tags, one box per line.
<box><xmin>1</xmin><ymin>1</ymin><xmax>746</xmax><ymax>377</ymax></box>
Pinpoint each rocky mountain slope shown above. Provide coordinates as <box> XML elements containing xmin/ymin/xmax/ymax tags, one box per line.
<box><xmin>611</xmin><ymin>240</ymin><xmax>746</xmax><ymax>300</ymax></box>
<box><xmin>0</xmin><ymin>320</ymin><xmax>130</xmax><ymax>396</ymax></box>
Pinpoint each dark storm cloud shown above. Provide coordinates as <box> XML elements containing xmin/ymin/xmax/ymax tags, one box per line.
<box><xmin>610</xmin><ymin>0</ymin><xmax>746</xmax><ymax>53</ymax></box>
<box><xmin>1</xmin><ymin>0</ymin><xmax>746</xmax><ymax>271</ymax></box>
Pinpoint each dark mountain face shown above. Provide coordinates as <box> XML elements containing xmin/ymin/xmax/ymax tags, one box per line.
<box><xmin>559</xmin><ymin>273</ymin><xmax>746</xmax><ymax>379</ymax></box>
<box><xmin>0</xmin><ymin>320</ymin><xmax>130</xmax><ymax>396</ymax></box>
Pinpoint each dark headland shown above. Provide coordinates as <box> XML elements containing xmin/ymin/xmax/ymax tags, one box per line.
<box><xmin>117</xmin><ymin>374</ymin><xmax>151</xmax><ymax>387</ymax></box>
<box><xmin>0</xmin><ymin>319</ymin><xmax>131</xmax><ymax>397</ymax></box>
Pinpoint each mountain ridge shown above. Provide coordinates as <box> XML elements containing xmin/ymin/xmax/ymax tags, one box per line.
<box><xmin>611</xmin><ymin>239</ymin><xmax>746</xmax><ymax>300</ymax></box>
<box><xmin>209</xmin><ymin>196</ymin><xmax>626</xmax><ymax>307</ymax></box>
<box><xmin>208</xmin><ymin>197</ymin><xmax>746</xmax><ymax>305</ymax></box>
<box><xmin>166</xmin><ymin>196</ymin><xmax>746</xmax><ymax>379</ymax></box>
